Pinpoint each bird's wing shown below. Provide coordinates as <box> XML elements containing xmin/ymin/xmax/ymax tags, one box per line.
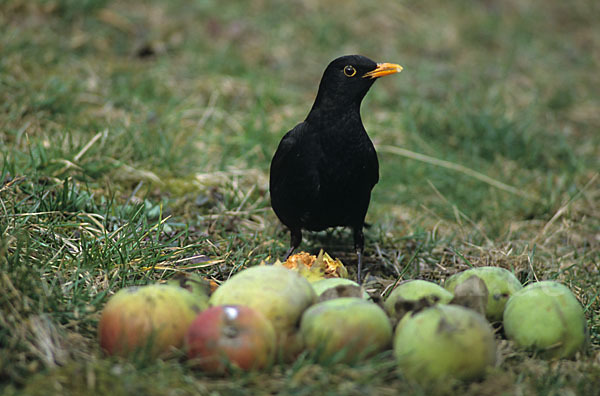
<box><xmin>270</xmin><ymin>122</ymin><xmax>321</xmax><ymax>223</ymax></box>
<box><xmin>270</xmin><ymin>122</ymin><xmax>320</xmax><ymax>192</ymax></box>
<box><xmin>269</xmin><ymin>125</ymin><xmax>301</xmax><ymax>184</ymax></box>
<box><xmin>368</xmin><ymin>142</ymin><xmax>380</xmax><ymax>187</ymax></box>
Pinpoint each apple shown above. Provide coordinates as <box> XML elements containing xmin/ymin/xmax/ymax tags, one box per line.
<box><xmin>444</xmin><ymin>266</ymin><xmax>522</xmax><ymax>321</ymax></box>
<box><xmin>185</xmin><ymin>305</ymin><xmax>276</xmax><ymax>373</ymax></box>
<box><xmin>384</xmin><ymin>280</ymin><xmax>453</xmax><ymax>322</ymax></box>
<box><xmin>311</xmin><ymin>278</ymin><xmax>369</xmax><ymax>300</ymax></box>
<box><xmin>99</xmin><ymin>284</ymin><xmax>209</xmax><ymax>357</ymax></box>
<box><xmin>300</xmin><ymin>297</ymin><xmax>392</xmax><ymax>363</ymax></box>
<box><xmin>503</xmin><ymin>281</ymin><xmax>587</xmax><ymax>359</ymax></box>
<box><xmin>394</xmin><ymin>304</ymin><xmax>496</xmax><ymax>382</ymax></box>
<box><xmin>209</xmin><ymin>265</ymin><xmax>317</xmax><ymax>360</ymax></box>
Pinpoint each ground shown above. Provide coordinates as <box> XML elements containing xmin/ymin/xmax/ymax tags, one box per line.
<box><xmin>1</xmin><ymin>0</ymin><xmax>599</xmax><ymax>395</ymax></box>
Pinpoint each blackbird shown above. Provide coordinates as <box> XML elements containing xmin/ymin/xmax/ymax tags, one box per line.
<box><xmin>269</xmin><ymin>55</ymin><xmax>402</xmax><ymax>283</ymax></box>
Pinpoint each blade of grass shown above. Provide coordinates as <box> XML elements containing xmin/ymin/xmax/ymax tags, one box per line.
<box><xmin>378</xmin><ymin>144</ymin><xmax>540</xmax><ymax>201</ymax></box>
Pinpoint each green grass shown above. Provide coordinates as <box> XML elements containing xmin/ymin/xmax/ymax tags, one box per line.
<box><xmin>1</xmin><ymin>0</ymin><xmax>599</xmax><ymax>394</ymax></box>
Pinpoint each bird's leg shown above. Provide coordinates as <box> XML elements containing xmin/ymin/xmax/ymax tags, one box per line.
<box><xmin>353</xmin><ymin>226</ymin><xmax>365</xmax><ymax>284</ymax></box>
<box><xmin>356</xmin><ymin>250</ymin><xmax>364</xmax><ymax>285</ymax></box>
<box><xmin>283</xmin><ymin>228</ymin><xmax>302</xmax><ymax>261</ymax></box>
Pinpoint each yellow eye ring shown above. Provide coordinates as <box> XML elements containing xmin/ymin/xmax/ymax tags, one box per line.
<box><xmin>343</xmin><ymin>65</ymin><xmax>357</xmax><ymax>77</ymax></box>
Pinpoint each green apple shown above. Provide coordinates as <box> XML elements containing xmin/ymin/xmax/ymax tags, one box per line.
<box><xmin>503</xmin><ymin>281</ymin><xmax>587</xmax><ymax>359</ymax></box>
<box><xmin>394</xmin><ymin>304</ymin><xmax>496</xmax><ymax>382</ymax></box>
<box><xmin>209</xmin><ymin>265</ymin><xmax>316</xmax><ymax>360</ymax></box>
<box><xmin>384</xmin><ymin>280</ymin><xmax>453</xmax><ymax>321</ymax></box>
<box><xmin>444</xmin><ymin>267</ymin><xmax>522</xmax><ymax>321</ymax></box>
<box><xmin>300</xmin><ymin>297</ymin><xmax>392</xmax><ymax>363</ymax></box>
<box><xmin>311</xmin><ymin>278</ymin><xmax>369</xmax><ymax>300</ymax></box>
<box><xmin>99</xmin><ymin>284</ymin><xmax>208</xmax><ymax>357</ymax></box>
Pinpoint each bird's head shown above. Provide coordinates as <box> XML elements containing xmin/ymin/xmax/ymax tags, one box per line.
<box><xmin>310</xmin><ymin>55</ymin><xmax>402</xmax><ymax>114</ymax></box>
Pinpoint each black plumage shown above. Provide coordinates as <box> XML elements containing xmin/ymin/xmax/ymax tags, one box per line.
<box><xmin>269</xmin><ymin>55</ymin><xmax>402</xmax><ymax>283</ymax></box>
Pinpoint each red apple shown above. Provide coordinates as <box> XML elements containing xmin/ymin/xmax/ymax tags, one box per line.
<box><xmin>185</xmin><ymin>305</ymin><xmax>276</xmax><ymax>373</ymax></box>
<box><xmin>98</xmin><ymin>284</ymin><xmax>208</xmax><ymax>357</ymax></box>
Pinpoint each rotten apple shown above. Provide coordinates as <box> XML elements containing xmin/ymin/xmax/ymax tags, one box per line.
<box><xmin>384</xmin><ymin>279</ymin><xmax>454</xmax><ymax>322</ymax></box>
<box><xmin>444</xmin><ymin>266</ymin><xmax>522</xmax><ymax>321</ymax></box>
<box><xmin>311</xmin><ymin>278</ymin><xmax>369</xmax><ymax>300</ymax></box>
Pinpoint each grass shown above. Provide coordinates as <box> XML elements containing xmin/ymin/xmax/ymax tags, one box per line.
<box><xmin>1</xmin><ymin>0</ymin><xmax>599</xmax><ymax>394</ymax></box>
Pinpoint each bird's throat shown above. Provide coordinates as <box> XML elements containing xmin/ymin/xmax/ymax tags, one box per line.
<box><xmin>306</xmin><ymin>100</ymin><xmax>362</xmax><ymax>128</ymax></box>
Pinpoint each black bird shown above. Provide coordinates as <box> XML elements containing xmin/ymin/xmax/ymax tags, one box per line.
<box><xmin>269</xmin><ymin>55</ymin><xmax>402</xmax><ymax>283</ymax></box>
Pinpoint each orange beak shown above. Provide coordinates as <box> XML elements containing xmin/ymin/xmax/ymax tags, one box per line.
<box><xmin>362</xmin><ymin>62</ymin><xmax>403</xmax><ymax>79</ymax></box>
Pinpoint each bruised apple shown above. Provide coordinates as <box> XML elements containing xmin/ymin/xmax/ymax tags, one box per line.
<box><xmin>185</xmin><ymin>305</ymin><xmax>276</xmax><ymax>373</ymax></box>
<box><xmin>444</xmin><ymin>266</ymin><xmax>522</xmax><ymax>321</ymax></box>
<box><xmin>300</xmin><ymin>297</ymin><xmax>392</xmax><ymax>363</ymax></box>
<box><xmin>99</xmin><ymin>284</ymin><xmax>208</xmax><ymax>357</ymax></box>
<box><xmin>209</xmin><ymin>265</ymin><xmax>316</xmax><ymax>360</ymax></box>
<box><xmin>311</xmin><ymin>278</ymin><xmax>369</xmax><ymax>300</ymax></box>
<box><xmin>384</xmin><ymin>280</ymin><xmax>453</xmax><ymax>322</ymax></box>
<box><xmin>394</xmin><ymin>304</ymin><xmax>496</xmax><ymax>382</ymax></box>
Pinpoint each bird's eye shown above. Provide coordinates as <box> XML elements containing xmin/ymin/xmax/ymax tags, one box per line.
<box><xmin>343</xmin><ymin>65</ymin><xmax>357</xmax><ymax>77</ymax></box>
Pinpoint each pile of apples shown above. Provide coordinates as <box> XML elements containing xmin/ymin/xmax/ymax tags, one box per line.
<box><xmin>98</xmin><ymin>255</ymin><xmax>588</xmax><ymax>382</ymax></box>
